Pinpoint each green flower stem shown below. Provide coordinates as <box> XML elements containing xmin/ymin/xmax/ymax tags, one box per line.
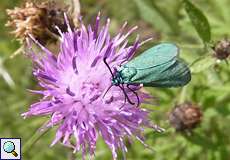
<box><xmin>178</xmin><ymin>86</ymin><xmax>188</xmax><ymax>104</ymax></box>
<box><xmin>179</xmin><ymin>44</ymin><xmax>204</xmax><ymax>49</ymax></box>
<box><xmin>22</xmin><ymin>127</ymin><xmax>50</xmax><ymax>155</ymax></box>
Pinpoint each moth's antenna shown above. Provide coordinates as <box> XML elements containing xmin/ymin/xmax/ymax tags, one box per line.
<box><xmin>102</xmin><ymin>58</ymin><xmax>115</xmax><ymax>98</ymax></box>
<box><xmin>127</xmin><ymin>85</ymin><xmax>140</xmax><ymax>107</ymax></box>
<box><xmin>103</xmin><ymin>58</ymin><xmax>114</xmax><ymax>78</ymax></box>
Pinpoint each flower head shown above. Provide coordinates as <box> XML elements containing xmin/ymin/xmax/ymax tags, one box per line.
<box><xmin>6</xmin><ymin>2</ymin><xmax>74</xmax><ymax>44</ymax></box>
<box><xmin>23</xmin><ymin>13</ymin><xmax>162</xmax><ymax>159</ymax></box>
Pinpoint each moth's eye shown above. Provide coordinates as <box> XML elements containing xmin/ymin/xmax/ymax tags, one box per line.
<box><xmin>112</xmin><ymin>78</ymin><xmax>117</xmax><ymax>83</ymax></box>
<box><xmin>112</xmin><ymin>79</ymin><xmax>119</xmax><ymax>86</ymax></box>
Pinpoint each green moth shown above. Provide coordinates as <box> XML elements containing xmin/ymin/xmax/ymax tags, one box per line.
<box><xmin>103</xmin><ymin>43</ymin><xmax>191</xmax><ymax>105</ymax></box>
<box><xmin>105</xmin><ymin>43</ymin><xmax>191</xmax><ymax>87</ymax></box>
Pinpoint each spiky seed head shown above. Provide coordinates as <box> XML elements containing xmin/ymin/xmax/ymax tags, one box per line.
<box><xmin>169</xmin><ymin>102</ymin><xmax>202</xmax><ymax>131</ymax></box>
<box><xmin>214</xmin><ymin>39</ymin><xmax>230</xmax><ymax>60</ymax></box>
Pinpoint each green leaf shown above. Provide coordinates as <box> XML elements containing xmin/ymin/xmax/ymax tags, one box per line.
<box><xmin>190</xmin><ymin>55</ymin><xmax>216</xmax><ymax>73</ymax></box>
<box><xmin>184</xmin><ymin>0</ymin><xmax>211</xmax><ymax>43</ymax></box>
<box><xmin>133</xmin><ymin>0</ymin><xmax>170</xmax><ymax>32</ymax></box>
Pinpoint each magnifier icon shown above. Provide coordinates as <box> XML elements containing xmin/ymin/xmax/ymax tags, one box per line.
<box><xmin>3</xmin><ymin>141</ymin><xmax>18</xmax><ymax>157</ymax></box>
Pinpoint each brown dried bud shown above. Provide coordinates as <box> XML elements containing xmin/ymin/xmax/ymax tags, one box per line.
<box><xmin>44</xmin><ymin>1</ymin><xmax>74</xmax><ymax>36</ymax></box>
<box><xmin>6</xmin><ymin>1</ymin><xmax>74</xmax><ymax>44</ymax></box>
<box><xmin>214</xmin><ymin>39</ymin><xmax>230</xmax><ymax>60</ymax></box>
<box><xmin>169</xmin><ymin>102</ymin><xmax>202</xmax><ymax>131</ymax></box>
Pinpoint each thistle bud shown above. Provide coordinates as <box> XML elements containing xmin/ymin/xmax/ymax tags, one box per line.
<box><xmin>6</xmin><ymin>1</ymin><xmax>74</xmax><ymax>44</ymax></box>
<box><xmin>213</xmin><ymin>39</ymin><xmax>230</xmax><ymax>60</ymax></box>
<box><xmin>169</xmin><ymin>102</ymin><xmax>202</xmax><ymax>131</ymax></box>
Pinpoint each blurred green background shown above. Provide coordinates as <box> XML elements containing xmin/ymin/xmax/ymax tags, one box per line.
<box><xmin>0</xmin><ymin>0</ymin><xmax>230</xmax><ymax>159</ymax></box>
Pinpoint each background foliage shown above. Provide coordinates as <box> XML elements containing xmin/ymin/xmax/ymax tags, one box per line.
<box><xmin>0</xmin><ymin>0</ymin><xmax>229</xmax><ymax>159</ymax></box>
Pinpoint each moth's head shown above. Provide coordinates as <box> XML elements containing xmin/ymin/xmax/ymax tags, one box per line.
<box><xmin>112</xmin><ymin>72</ymin><xmax>122</xmax><ymax>86</ymax></box>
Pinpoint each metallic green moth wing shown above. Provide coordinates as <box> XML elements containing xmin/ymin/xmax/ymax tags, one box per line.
<box><xmin>120</xmin><ymin>43</ymin><xmax>191</xmax><ymax>87</ymax></box>
<box><xmin>124</xmin><ymin>43</ymin><xmax>178</xmax><ymax>69</ymax></box>
<box><xmin>142</xmin><ymin>59</ymin><xmax>191</xmax><ymax>87</ymax></box>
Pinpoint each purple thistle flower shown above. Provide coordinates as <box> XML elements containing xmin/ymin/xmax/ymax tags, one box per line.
<box><xmin>22</xmin><ymin>13</ymin><xmax>163</xmax><ymax>159</ymax></box>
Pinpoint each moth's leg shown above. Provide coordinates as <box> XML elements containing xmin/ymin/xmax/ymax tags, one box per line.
<box><xmin>122</xmin><ymin>84</ymin><xmax>135</xmax><ymax>105</ymax></box>
<box><xmin>119</xmin><ymin>84</ymin><xmax>135</xmax><ymax>105</ymax></box>
<box><xmin>118</xmin><ymin>85</ymin><xmax>127</xmax><ymax>109</ymax></box>
<box><xmin>127</xmin><ymin>84</ymin><xmax>140</xmax><ymax>107</ymax></box>
<box><xmin>102</xmin><ymin>84</ymin><xmax>113</xmax><ymax>98</ymax></box>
